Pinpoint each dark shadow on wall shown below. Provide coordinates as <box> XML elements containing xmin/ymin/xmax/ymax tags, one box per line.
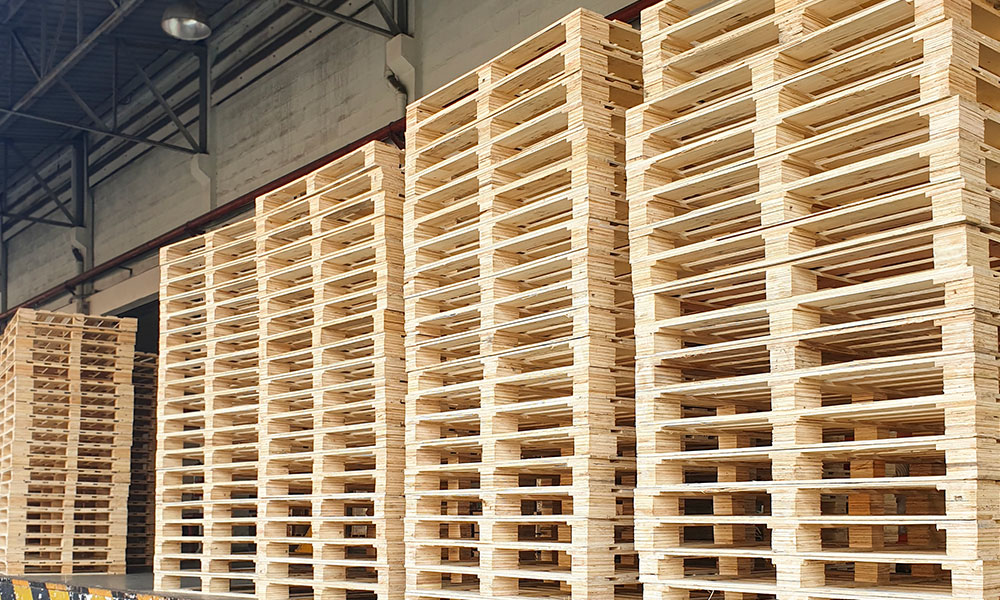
<box><xmin>117</xmin><ymin>299</ymin><xmax>158</xmax><ymax>354</ymax></box>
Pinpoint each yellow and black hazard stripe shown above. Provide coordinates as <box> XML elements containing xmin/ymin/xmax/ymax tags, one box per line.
<box><xmin>0</xmin><ymin>576</ymin><xmax>185</xmax><ymax>600</ymax></box>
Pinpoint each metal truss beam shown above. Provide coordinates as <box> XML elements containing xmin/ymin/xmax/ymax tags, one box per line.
<box><xmin>10</xmin><ymin>29</ymin><xmax>107</xmax><ymax>128</ymax></box>
<box><xmin>0</xmin><ymin>0</ymin><xmax>143</xmax><ymax>131</ymax></box>
<box><xmin>395</xmin><ymin>0</ymin><xmax>407</xmax><ymax>34</ymax></box>
<box><xmin>285</xmin><ymin>0</ymin><xmax>395</xmax><ymax>37</ymax></box>
<box><xmin>72</xmin><ymin>136</ymin><xmax>87</xmax><ymax>228</ymax></box>
<box><xmin>0</xmin><ymin>3</ymin><xmax>211</xmax><ymax>243</ymax></box>
<box><xmin>45</xmin><ymin>0</ymin><xmax>72</xmax><ymax>73</ymax></box>
<box><xmin>131</xmin><ymin>54</ymin><xmax>200</xmax><ymax>151</ymax></box>
<box><xmin>0</xmin><ymin>106</ymin><xmax>201</xmax><ymax>155</ymax></box>
<box><xmin>371</xmin><ymin>0</ymin><xmax>400</xmax><ymax>35</ymax></box>
<box><xmin>6</xmin><ymin>142</ymin><xmax>75</xmax><ymax>225</ymax></box>
<box><xmin>0</xmin><ymin>210</ymin><xmax>74</xmax><ymax>227</ymax></box>
<box><xmin>4</xmin><ymin>0</ymin><xmax>29</xmax><ymax>25</ymax></box>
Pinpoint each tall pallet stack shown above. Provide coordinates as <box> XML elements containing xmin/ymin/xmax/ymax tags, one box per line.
<box><xmin>403</xmin><ymin>9</ymin><xmax>642</xmax><ymax>599</ymax></box>
<box><xmin>128</xmin><ymin>350</ymin><xmax>158</xmax><ymax>570</ymax></box>
<box><xmin>155</xmin><ymin>218</ymin><xmax>260</xmax><ymax>598</ymax></box>
<box><xmin>255</xmin><ymin>140</ymin><xmax>406</xmax><ymax>600</ymax></box>
<box><xmin>0</xmin><ymin>309</ymin><xmax>136</xmax><ymax>575</ymax></box>
<box><xmin>628</xmin><ymin>0</ymin><xmax>1000</xmax><ymax>598</ymax></box>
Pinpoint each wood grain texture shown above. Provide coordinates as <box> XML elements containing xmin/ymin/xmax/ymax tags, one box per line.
<box><xmin>0</xmin><ymin>309</ymin><xmax>136</xmax><ymax>576</ymax></box>
<box><xmin>629</xmin><ymin>0</ymin><xmax>1000</xmax><ymax>598</ymax></box>
<box><xmin>154</xmin><ymin>142</ymin><xmax>406</xmax><ymax>600</ymax></box>
<box><xmin>154</xmin><ymin>217</ymin><xmax>260</xmax><ymax>598</ymax></box>
<box><xmin>256</xmin><ymin>140</ymin><xmax>406</xmax><ymax>600</ymax></box>
<box><xmin>404</xmin><ymin>9</ymin><xmax>643</xmax><ymax>600</ymax></box>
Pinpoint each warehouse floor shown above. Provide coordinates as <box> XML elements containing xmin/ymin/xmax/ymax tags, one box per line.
<box><xmin>17</xmin><ymin>573</ymin><xmax>229</xmax><ymax>599</ymax></box>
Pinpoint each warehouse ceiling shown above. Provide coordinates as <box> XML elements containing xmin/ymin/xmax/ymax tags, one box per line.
<box><xmin>0</xmin><ymin>0</ymin><xmax>229</xmax><ymax>155</ymax></box>
<box><xmin>0</xmin><ymin>0</ymin><xmax>403</xmax><ymax>237</ymax></box>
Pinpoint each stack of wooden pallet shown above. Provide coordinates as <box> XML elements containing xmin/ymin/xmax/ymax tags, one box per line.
<box><xmin>628</xmin><ymin>0</ymin><xmax>1000</xmax><ymax>598</ymax></box>
<box><xmin>128</xmin><ymin>350</ymin><xmax>158</xmax><ymax>570</ymax></box>
<box><xmin>403</xmin><ymin>9</ymin><xmax>643</xmax><ymax>600</ymax></box>
<box><xmin>155</xmin><ymin>140</ymin><xmax>406</xmax><ymax>600</ymax></box>
<box><xmin>155</xmin><ymin>218</ymin><xmax>260</xmax><ymax>598</ymax></box>
<box><xmin>256</xmin><ymin>140</ymin><xmax>406</xmax><ymax>600</ymax></box>
<box><xmin>0</xmin><ymin>309</ymin><xmax>136</xmax><ymax>575</ymax></box>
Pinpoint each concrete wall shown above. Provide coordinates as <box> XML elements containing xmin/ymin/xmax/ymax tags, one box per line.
<box><xmin>7</xmin><ymin>0</ymin><xmax>631</xmax><ymax>312</ymax></box>
<box><xmin>7</xmin><ymin>225</ymin><xmax>77</xmax><ymax>305</ymax></box>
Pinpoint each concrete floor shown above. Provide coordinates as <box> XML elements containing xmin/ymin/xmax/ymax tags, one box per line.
<box><xmin>27</xmin><ymin>573</ymin><xmax>228</xmax><ymax>599</ymax></box>
<box><xmin>32</xmin><ymin>572</ymin><xmax>155</xmax><ymax>590</ymax></box>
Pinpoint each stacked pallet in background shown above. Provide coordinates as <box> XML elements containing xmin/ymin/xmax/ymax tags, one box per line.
<box><xmin>155</xmin><ymin>218</ymin><xmax>260</xmax><ymax>598</ymax></box>
<box><xmin>128</xmin><ymin>351</ymin><xmax>158</xmax><ymax>570</ymax></box>
<box><xmin>255</xmin><ymin>140</ymin><xmax>406</xmax><ymax>600</ymax></box>
<box><xmin>628</xmin><ymin>0</ymin><xmax>1000</xmax><ymax>598</ymax></box>
<box><xmin>0</xmin><ymin>309</ymin><xmax>136</xmax><ymax>575</ymax></box>
<box><xmin>403</xmin><ymin>9</ymin><xmax>642</xmax><ymax>599</ymax></box>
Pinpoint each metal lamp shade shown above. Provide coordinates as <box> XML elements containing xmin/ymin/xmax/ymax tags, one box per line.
<box><xmin>161</xmin><ymin>0</ymin><xmax>211</xmax><ymax>41</ymax></box>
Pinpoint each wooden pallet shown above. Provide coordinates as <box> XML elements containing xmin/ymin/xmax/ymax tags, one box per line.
<box><xmin>628</xmin><ymin>0</ymin><xmax>1000</xmax><ymax>598</ymax></box>
<box><xmin>0</xmin><ymin>309</ymin><xmax>136</xmax><ymax>576</ymax></box>
<box><xmin>637</xmin><ymin>0</ymin><xmax>918</xmax><ymax>99</ymax></box>
<box><xmin>404</xmin><ymin>9</ymin><xmax>643</xmax><ymax>600</ymax></box>
<box><xmin>128</xmin><ymin>351</ymin><xmax>158</xmax><ymax>570</ymax></box>
<box><xmin>155</xmin><ymin>218</ymin><xmax>260</xmax><ymax>598</ymax></box>
<box><xmin>255</xmin><ymin>140</ymin><xmax>406</xmax><ymax>600</ymax></box>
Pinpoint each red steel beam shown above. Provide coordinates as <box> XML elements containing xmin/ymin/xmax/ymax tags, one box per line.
<box><xmin>607</xmin><ymin>0</ymin><xmax>660</xmax><ymax>22</ymax></box>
